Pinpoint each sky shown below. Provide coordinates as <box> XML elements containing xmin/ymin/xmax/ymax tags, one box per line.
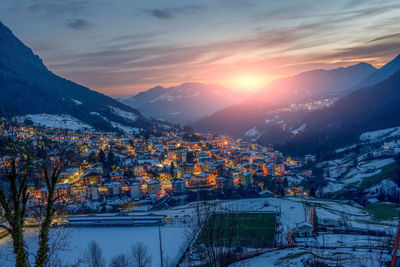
<box><xmin>1</xmin><ymin>0</ymin><xmax>400</xmax><ymax>95</ymax></box>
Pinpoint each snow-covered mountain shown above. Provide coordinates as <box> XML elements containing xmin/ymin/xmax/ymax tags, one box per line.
<box><xmin>120</xmin><ymin>83</ymin><xmax>246</xmax><ymax>123</ymax></box>
<box><xmin>0</xmin><ymin>21</ymin><xmax>151</xmax><ymax>133</ymax></box>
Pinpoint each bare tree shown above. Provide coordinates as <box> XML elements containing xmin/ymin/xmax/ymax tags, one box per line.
<box><xmin>44</xmin><ymin>227</ymin><xmax>72</xmax><ymax>267</ymax></box>
<box><xmin>85</xmin><ymin>241</ymin><xmax>106</xmax><ymax>267</ymax></box>
<box><xmin>109</xmin><ymin>254</ymin><xmax>129</xmax><ymax>267</ymax></box>
<box><xmin>198</xmin><ymin>212</ymin><xmax>239</xmax><ymax>266</ymax></box>
<box><xmin>0</xmin><ymin>140</ymin><xmax>32</xmax><ymax>267</ymax></box>
<box><xmin>34</xmin><ymin>140</ymin><xmax>76</xmax><ymax>267</ymax></box>
<box><xmin>0</xmin><ymin>130</ymin><xmax>77</xmax><ymax>267</ymax></box>
<box><xmin>130</xmin><ymin>242</ymin><xmax>152</xmax><ymax>267</ymax></box>
<box><xmin>183</xmin><ymin>202</ymin><xmax>239</xmax><ymax>267</ymax></box>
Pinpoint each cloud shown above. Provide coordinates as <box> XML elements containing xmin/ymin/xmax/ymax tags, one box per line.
<box><xmin>66</xmin><ymin>18</ymin><xmax>92</xmax><ymax>30</ymax></box>
<box><xmin>27</xmin><ymin>0</ymin><xmax>90</xmax><ymax>16</ymax></box>
<box><xmin>144</xmin><ymin>5</ymin><xmax>204</xmax><ymax>20</ymax></box>
<box><xmin>369</xmin><ymin>33</ymin><xmax>400</xmax><ymax>43</ymax></box>
<box><xmin>22</xmin><ymin>0</ymin><xmax>400</xmax><ymax>94</ymax></box>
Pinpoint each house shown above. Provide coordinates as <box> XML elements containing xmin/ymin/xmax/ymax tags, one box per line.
<box><xmin>81</xmin><ymin>171</ymin><xmax>102</xmax><ymax>186</ymax></box>
<box><xmin>106</xmin><ymin>182</ymin><xmax>121</xmax><ymax>196</ymax></box>
<box><xmin>171</xmin><ymin>178</ymin><xmax>186</xmax><ymax>194</ymax></box>
<box><xmin>196</xmin><ymin>172</ymin><xmax>211</xmax><ymax>185</ymax></box>
<box><xmin>296</xmin><ymin>222</ymin><xmax>313</xmax><ymax>237</ymax></box>
<box><xmin>147</xmin><ymin>180</ymin><xmax>161</xmax><ymax>195</ymax></box>
<box><xmin>216</xmin><ymin>177</ymin><xmax>233</xmax><ymax>190</ymax></box>
<box><xmin>128</xmin><ymin>180</ymin><xmax>142</xmax><ymax>199</ymax></box>
<box><xmin>54</xmin><ymin>184</ymin><xmax>69</xmax><ymax>203</ymax></box>
<box><xmin>87</xmin><ymin>184</ymin><xmax>99</xmax><ymax>200</ymax></box>
<box><xmin>110</xmin><ymin>171</ymin><xmax>124</xmax><ymax>181</ymax></box>
<box><xmin>134</xmin><ymin>165</ymin><xmax>146</xmax><ymax>177</ymax></box>
<box><xmin>180</xmin><ymin>163</ymin><xmax>194</xmax><ymax>175</ymax></box>
<box><xmin>254</xmin><ymin>168</ymin><xmax>264</xmax><ymax>177</ymax></box>
<box><xmin>239</xmin><ymin>171</ymin><xmax>252</xmax><ymax>186</ymax></box>
<box><xmin>259</xmin><ymin>190</ymin><xmax>273</xmax><ymax>198</ymax></box>
<box><xmin>70</xmin><ymin>186</ymin><xmax>87</xmax><ymax>201</ymax></box>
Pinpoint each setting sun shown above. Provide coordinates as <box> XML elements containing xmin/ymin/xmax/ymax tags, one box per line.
<box><xmin>222</xmin><ymin>73</ymin><xmax>271</xmax><ymax>92</ymax></box>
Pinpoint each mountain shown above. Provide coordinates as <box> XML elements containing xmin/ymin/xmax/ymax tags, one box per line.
<box><xmin>274</xmin><ymin>69</ymin><xmax>400</xmax><ymax>154</ymax></box>
<box><xmin>247</xmin><ymin>62</ymin><xmax>377</xmax><ymax>105</ymax></box>
<box><xmin>200</xmin><ymin>68</ymin><xmax>400</xmax><ymax>156</ymax></box>
<box><xmin>0</xmin><ymin>21</ymin><xmax>150</xmax><ymax>133</ymax></box>
<box><xmin>120</xmin><ymin>83</ymin><xmax>246</xmax><ymax>123</ymax></box>
<box><xmin>195</xmin><ymin>63</ymin><xmax>377</xmax><ymax>137</ymax></box>
<box><xmin>354</xmin><ymin>54</ymin><xmax>400</xmax><ymax>89</ymax></box>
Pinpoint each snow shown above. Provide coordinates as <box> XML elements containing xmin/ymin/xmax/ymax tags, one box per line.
<box><xmin>319</xmin><ymin>158</ymin><xmax>396</xmax><ymax>195</ymax></box>
<box><xmin>244</xmin><ymin>127</ymin><xmax>260</xmax><ymax>137</ymax></box>
<box><xmin>0</xmin><ymin>226</ymin><xmax>186</xmax><ymax>267</ymax></box>
<box><xmin>335</xmin><ymin>144</ymin><xmax>357</xmax><ymax>153</ymax></box>
<box><xmin>360</xmin><ymin>126</ymin><xmax>400</xmax><ymax>141</ymax></box>
<box><xmin>89</xmin><ymin>111</ymin><xmax>139</xmax><ymax>134</ymax></box>
<box><xmin>366</xmin><ymin>179</ymin><xmax>400</xmax><ymax>197</ymax></box>
<box><xmin>230</xmin><ymin>247</ymin><xmax>305</xmax><ymax>267</ymax></box>
<box><xmin>183</xmin><ymin>92</ymin><xmax>200</xmax><ymax>98</ymax></box>
<box><xmin>71</xmin><ymin>99</ymin><xmax>82</xmax><ymax>105</ymax></box>
<box><xmin>321</xmin><ymin>182</ymin><xmax>345</xmax><ymax>194</ymax></box>
<box><xmin>265</xmin><ymin>119</ymin><xmax>272</xmax><ymax>124</ymax></box>
<box><xmin>292</xmin><ymin>124</ymin><xmax>306</xmax><ymax>134</ymax></box>
<box><xmin>108</xmin><ymin>106</ymin><xmax>137</xmax><ymax>122</ymax></box>
<box><xmin>150</xmin><ymin>93</ymin><xmax>176</xmax><ymax>103</ymax></box>
<box><xmin>231</xmin><ymin>246</ymin><xmax>391</xmax><ymax>267</ymax></box>
<box><xmin>110</xmin><ymin>122</ymin><xmax>140</xmax><ymax>134</ymax></box>
<box><xmin>0</xmin><ymin>197</ymin><xmax>397</xmax><ymax>267</ymax></box>
<box><xmin>149</xmin><ymin>92</ymin><xmax>200</xmax><ymax>103</ymax></box>
<box><xmin>15</xmin><ymin>114</ymin><xmax>92</xmax><ymax>130</ymax></box>
<box><xmin>363</xmin><ymin>158</ymin><xmax>394</xmax><ymax>169</ymax></box>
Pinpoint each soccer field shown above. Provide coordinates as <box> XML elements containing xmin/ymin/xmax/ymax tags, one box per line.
<box><xmin>198</xmin><ymin>212</ymin><xmax>277</xmax><ymax>248</ymax></box>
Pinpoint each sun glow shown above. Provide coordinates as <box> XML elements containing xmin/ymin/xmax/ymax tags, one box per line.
<box><xmin>223</xmin><ymin>73</ymin><xmax>271</xmax><ymax>92</ymax></box>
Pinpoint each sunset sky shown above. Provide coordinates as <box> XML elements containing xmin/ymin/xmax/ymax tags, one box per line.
<box><xmin>1</xmin><ymin>0</ymin><xmax>400</xmax><ymax>95</ymax></box>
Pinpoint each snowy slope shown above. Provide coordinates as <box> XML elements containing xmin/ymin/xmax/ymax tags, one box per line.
<box><xmin>360</xmin><ymin>126</ymin><xmax>400</xmax><ymax>142</ymax></box>
<box><xmin>15</xmin><ymin>114</ymin><xmax>92</xmax><ymax>130</ymax></box>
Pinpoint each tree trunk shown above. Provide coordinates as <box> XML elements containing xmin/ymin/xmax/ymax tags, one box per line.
<box><xmin>34</xmin><ymin>194</ymin><xmax>54</xmax><ymax>267</ymax></box>
<box><xmin>12</xmin><ymin>224</ymin><xmax>29</xmax><ymax>267</ymax></box>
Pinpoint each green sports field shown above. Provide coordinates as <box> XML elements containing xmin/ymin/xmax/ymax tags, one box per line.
<box><xmin>198</xmin><ymin>212</ymin><xmax>277</xmax><ymax>248</ymax></box>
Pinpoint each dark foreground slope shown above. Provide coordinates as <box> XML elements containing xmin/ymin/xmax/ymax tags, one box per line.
<box><xmin>0</xmin><ymin>21</ymin><xmax>150</xmax><ymax>132</ymax></box>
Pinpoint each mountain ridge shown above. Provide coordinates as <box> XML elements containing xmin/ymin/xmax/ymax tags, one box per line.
<box><xmin>195</xmin><ymin>61</ymin><xmax>378</xmax><ymax>137</ymax></box>
<box><xmin>121</xmin><ymin>82</ymin><xmax>246</xmax><ymax>123</ymax></box>
<box><xmin>0</xmin><ymin>20</ymin><xmax>151</xmax><ymax>133</ymax></box>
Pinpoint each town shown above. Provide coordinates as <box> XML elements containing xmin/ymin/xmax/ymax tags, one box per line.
<box><xmin>2</xmin><ymin>119</ymin><xmax>400</xmax><ymax>266</ymax></box>
<box><xmin>0</xmin><ymin>120</ymin><xmax>313</xmax><ymax>214</ymax></box>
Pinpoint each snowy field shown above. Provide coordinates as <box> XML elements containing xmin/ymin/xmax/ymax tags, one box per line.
<box><xmin>0</xmin><ymin>197</ymin><xmax>396</xmax><ymax>266</ymax></box>
<box><xmin>319</xmin><ymin>156</ymin><xmax>396</xmax><ymax>195</ymax></box>
<box><xmin>15</xmin><ymin>114</ymin><xmax>92</xmax><ymax>130</ymax></box>
<box><xmin>108</xmin><ymin>106</ymin><xmax>137</xmax><ymax>122</ymax></box>
<box><xmin>0</xmin><ymin>226</ymin><xmax>186</xmax><ymax>267</ymax></box>
<box><xmin>230</xmin><ymin>246</ymin><xmax>392</xmax><ymax>267</ymax></box>
<box><xmin>360</xmin><ymin>126</ymin><xmax>400</xmax><ymax>142</ymax></box>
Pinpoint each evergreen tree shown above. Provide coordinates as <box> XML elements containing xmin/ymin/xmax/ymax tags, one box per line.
<box><xmin>106</xmin><ymin>151</ymin><xmax>116</xmax><ymax>170</ymax></box>
<box><xmin>170</xmin><ymin>161</ymin><xmax>175</xmax><ymax>176</ymax></box>
<box><xmin>187</xmin><ymin>151</ymin><xmax>194</xmax><ymax>163</ymax></box>
<box><xmin>98</xmin><ymin>149</ymin><xmax>106</xmax><ymax>165</ymax></box>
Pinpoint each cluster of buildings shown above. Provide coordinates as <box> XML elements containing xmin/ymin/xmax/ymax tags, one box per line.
<box><xmin>1</xmin><ymin>123</ymin><xmax>315</xmax><ymax>212</ymax></box>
